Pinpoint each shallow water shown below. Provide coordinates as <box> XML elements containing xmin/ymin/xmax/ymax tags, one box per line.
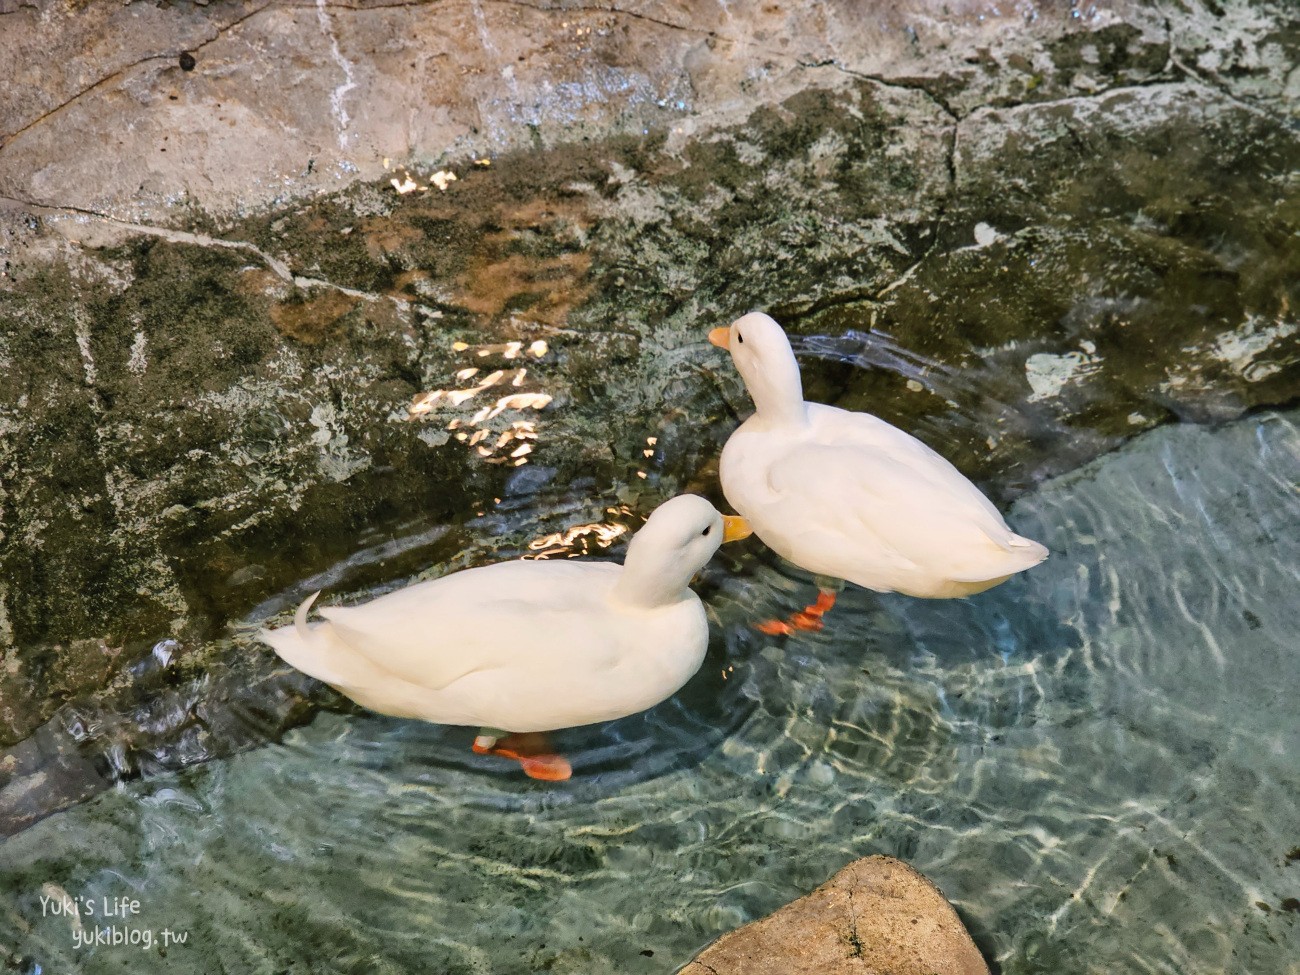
<box><xmin>3</xmin><ymin>408</ymin><xmax>1299</xmax><ymax>974</ymax></box>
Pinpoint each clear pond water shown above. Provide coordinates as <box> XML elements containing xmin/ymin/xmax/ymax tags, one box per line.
<box><xmin>2</xmin><ymin>407</ymin><xmax>1299</xmax><ymax>974</ymax></box>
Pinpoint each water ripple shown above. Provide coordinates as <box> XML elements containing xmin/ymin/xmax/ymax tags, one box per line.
<box><xmin>2</xmin><ymin>411</ymin><xmax>1299</xmax><ymax>974</ymax></box>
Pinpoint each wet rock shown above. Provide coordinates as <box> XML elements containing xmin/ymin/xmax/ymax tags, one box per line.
<box><xmin>791</xmin><ymin>81</ymin><xmax>1300</xmax><ymax>491</ymax></box>
<box><xmin>0</xmin><ymin>719</ymin><xmax>109</xmax><ymax>837</ymax></box>
<box><xmin>1164</xmin><ymin>0</ymin><xmax>1300</xmax><ymax>117</ymax></box>
<box><xmin>680</xmin><ymin>855</ymin><xmax>989</xmax><ymax>975</ymax></box>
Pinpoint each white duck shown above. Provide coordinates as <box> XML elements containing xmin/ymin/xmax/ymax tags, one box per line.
<box><xmin>710</xmin><ymin>312</ymin><xmax>1047</xmax><ymax>633</ymax></box>
<box><xmin>260</xmin><ymin>494</ymin><xmax>751</xmax><ymax>780</ymax></box>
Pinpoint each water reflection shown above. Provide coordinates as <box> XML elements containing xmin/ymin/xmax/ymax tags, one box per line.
<box><xmin>3</xmin><ymin>409</ymin><xmax>1298</xmax><ymax>974</ymax></box>
<box><xmin>525</xmin><ymin>513</ymin><xmax>631</xmax><ymax>560</ymax></box>
<box><xmin>407</xmin><ymin>337</ymin><xmax>554</xmax><ymax>467</ymax></box>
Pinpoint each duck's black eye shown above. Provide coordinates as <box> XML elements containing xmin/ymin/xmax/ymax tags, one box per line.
<box><xmin>701</xmin><ymin>525</ymin><xmax>712</xmax><ymax>536</ymax></box>
<box><xmin>737</xmin><ymin>332</ymin><xmax>744</xmax><ymax>344</ymax></box>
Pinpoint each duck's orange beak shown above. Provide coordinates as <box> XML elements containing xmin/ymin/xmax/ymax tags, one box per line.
<box><xmin>708</xmin><ymin>326</ymin><xmax>731</xmax><ymax>350</ymax></box>
<box><xmin>722</xmin><ymin>515</ymin><xmax>752</xmax><ymax>543</ymax></box>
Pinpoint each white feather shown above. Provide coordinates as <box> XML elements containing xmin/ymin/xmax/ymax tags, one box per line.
<box><xmin>258</xmin><ymin>495</ymin><xmax>726</xmax><ymax>733</ymax></box>
<box><xmin>716</xmin><ymin>313</ymin><xmax>1047</xmax><ymax>598</ymax></box>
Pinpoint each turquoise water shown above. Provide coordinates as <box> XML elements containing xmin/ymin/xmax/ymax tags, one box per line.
<box><xmin>2</xmin><ymin>409</ymin><xmax>1299</xmax><ymax>974</ymax></box>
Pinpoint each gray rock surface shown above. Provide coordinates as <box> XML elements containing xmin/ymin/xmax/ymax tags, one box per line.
<box><xmin>680</xmin><ymin>855</ymin><xmax>990</xmax><ymax>975</ymax></box>
<box><xmin>1</xmin><ymin>0</ymin><xmax>1297</xmax><ymax>831</ymax></box>
<box><xmin>0</xmin><ymin>0</ymin><xmax>1177</xmax><ymax>222</ymax></box>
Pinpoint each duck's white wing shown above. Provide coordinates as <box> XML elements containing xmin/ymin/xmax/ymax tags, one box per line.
<box><xmin>315</xmin><ymin>560</ymin><xmax>619</xmax><ymax>691</ymax></box>
<box><xmin>767</xmin><ymin>414</ymin><xmax>1034</xmax><ymax>583</ymax></box>
<box><xmin>808</xmin><ymin>404</ymin><xmax>1010</xmax><ymax>525</ymax></box>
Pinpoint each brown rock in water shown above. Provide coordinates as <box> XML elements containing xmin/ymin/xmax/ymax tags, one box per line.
<box><xmin>680</xmin><ymin>856</ymin><xmax>989</xmax><ymax>975</ymax></box>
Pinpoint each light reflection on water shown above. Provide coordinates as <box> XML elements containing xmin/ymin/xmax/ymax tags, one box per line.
<box><xmin>407</xmin><ymin>335</ymin><xmax>553</xmax><ymax>468</ymax></box>
<box><xmin>2</xmin><ymin>410</ymin><xmax>1298</xmax><ymax>975</ymax></box>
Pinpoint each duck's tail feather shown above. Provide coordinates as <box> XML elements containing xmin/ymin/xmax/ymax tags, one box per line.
<box><xmin>947</xmin><ymin>531</ymin><xmax>1048</xmax><ymax>583</ymax></box>
<box><xmin>294</xmin><ymin>590</ymin><xmax>320</xmax><ymax>642</ymax></box>
<box><xmin>258</xmin><ymin>592</ymin><xmax>445</xmax><ymax>722</ymax></box>
<box><xmin>259</xmin><ymin>590</ymin><xmax>358</xmax><ymax>687</ymax></box>
<box><xmin>983</xmin><ymin>522</ymin><xmax>1048</xmax><ymax>560</ymax></box>
<box><xmin>1008</xmin><ymin>533</ymin><xmax>1050</xmax><ymax>566</ymax></box>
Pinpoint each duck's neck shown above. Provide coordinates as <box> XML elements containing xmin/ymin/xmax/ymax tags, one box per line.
<box><xmin>747</xmin><ymin>349</ymin><xmax>808</xmax><ymax>427</ymax></box>
<box><xmin>611</xmin><ymin>536</ymin><xmax>693</xmax><ymax>609</ymax></box>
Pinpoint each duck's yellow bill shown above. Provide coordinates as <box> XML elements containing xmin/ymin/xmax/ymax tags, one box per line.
<box><xmin>722</xmin><ymin>515</ymin><xmax>752</xmax><ymax>543</ymax></box>
<box><xmin>708</xmin><ymin>326</ymin><xmax>731</xmax><ymax>350</ymax></box>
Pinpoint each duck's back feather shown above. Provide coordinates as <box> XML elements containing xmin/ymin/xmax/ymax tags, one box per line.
<box><xmin>724</xmin><ymin>404</ymin><xmax>1047</xmax><ymax>595</ymax></box>
<box><xmin>260</xmin><ymin>558</ymin><xmax>710</xmax><ymax>731</ymax></box>
<box><xmin>315</xmin><ymin>559</ymin><xmax>622</xmax><ymax>691</ymax></box>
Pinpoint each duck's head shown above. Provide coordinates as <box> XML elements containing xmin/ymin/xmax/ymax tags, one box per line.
<box><xmin>708</xmin><ymin>312</ymin><xmax>806</xmax><ymax>424</ymax></box>
<box><xmin>614</xmin><ymin>495</ymin><xmax>751</xmax><ymax>607</ymax></box>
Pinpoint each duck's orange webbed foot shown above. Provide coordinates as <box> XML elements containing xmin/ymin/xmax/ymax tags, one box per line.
<box><xmin>755</xmin><ymin>589</ymin><xmax>837</xmax><ymax>636</ymax></box>
<box><xmin>473</xmin><ymin>732</ymin><xmax>573</xmax><ymax>781</ymax></box>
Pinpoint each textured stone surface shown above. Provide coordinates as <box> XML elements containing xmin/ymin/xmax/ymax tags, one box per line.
<box><xmin>681</xmin><ymin>855</ymin><xmax>990</xmax><ymax>975</ymax></box>
<box><xmin>0</xmin><ymin>0</ymin><xmax>1172</xmax><ymax>222</ymax></box>
<box><xmin>1</xmin><ymin>0</ymin><xmax>1298</xmax><ymax>832</ymax></box>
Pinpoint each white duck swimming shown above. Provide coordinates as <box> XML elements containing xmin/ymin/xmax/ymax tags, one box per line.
<box><xmin>260</xmin><ymin>494</ymin><xmax>751</xmax><ymax>780</ymax></box>
<box><xmin>709</xmin><ymin>312</ymin><xmax>1047</xmax><ymax>633</ymax></box>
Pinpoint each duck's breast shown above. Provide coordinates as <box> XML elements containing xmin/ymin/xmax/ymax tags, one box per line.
<box><xmin>719</xmin><ymin>415</ymin><xmax>803</xmax><ymax>521</ymax></box>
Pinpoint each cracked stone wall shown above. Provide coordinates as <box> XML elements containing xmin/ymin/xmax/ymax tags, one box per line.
<box><xmin>0</xmin><ymin>0</ymin><xmax>1298</xmax><ymax>832</ymax></box>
